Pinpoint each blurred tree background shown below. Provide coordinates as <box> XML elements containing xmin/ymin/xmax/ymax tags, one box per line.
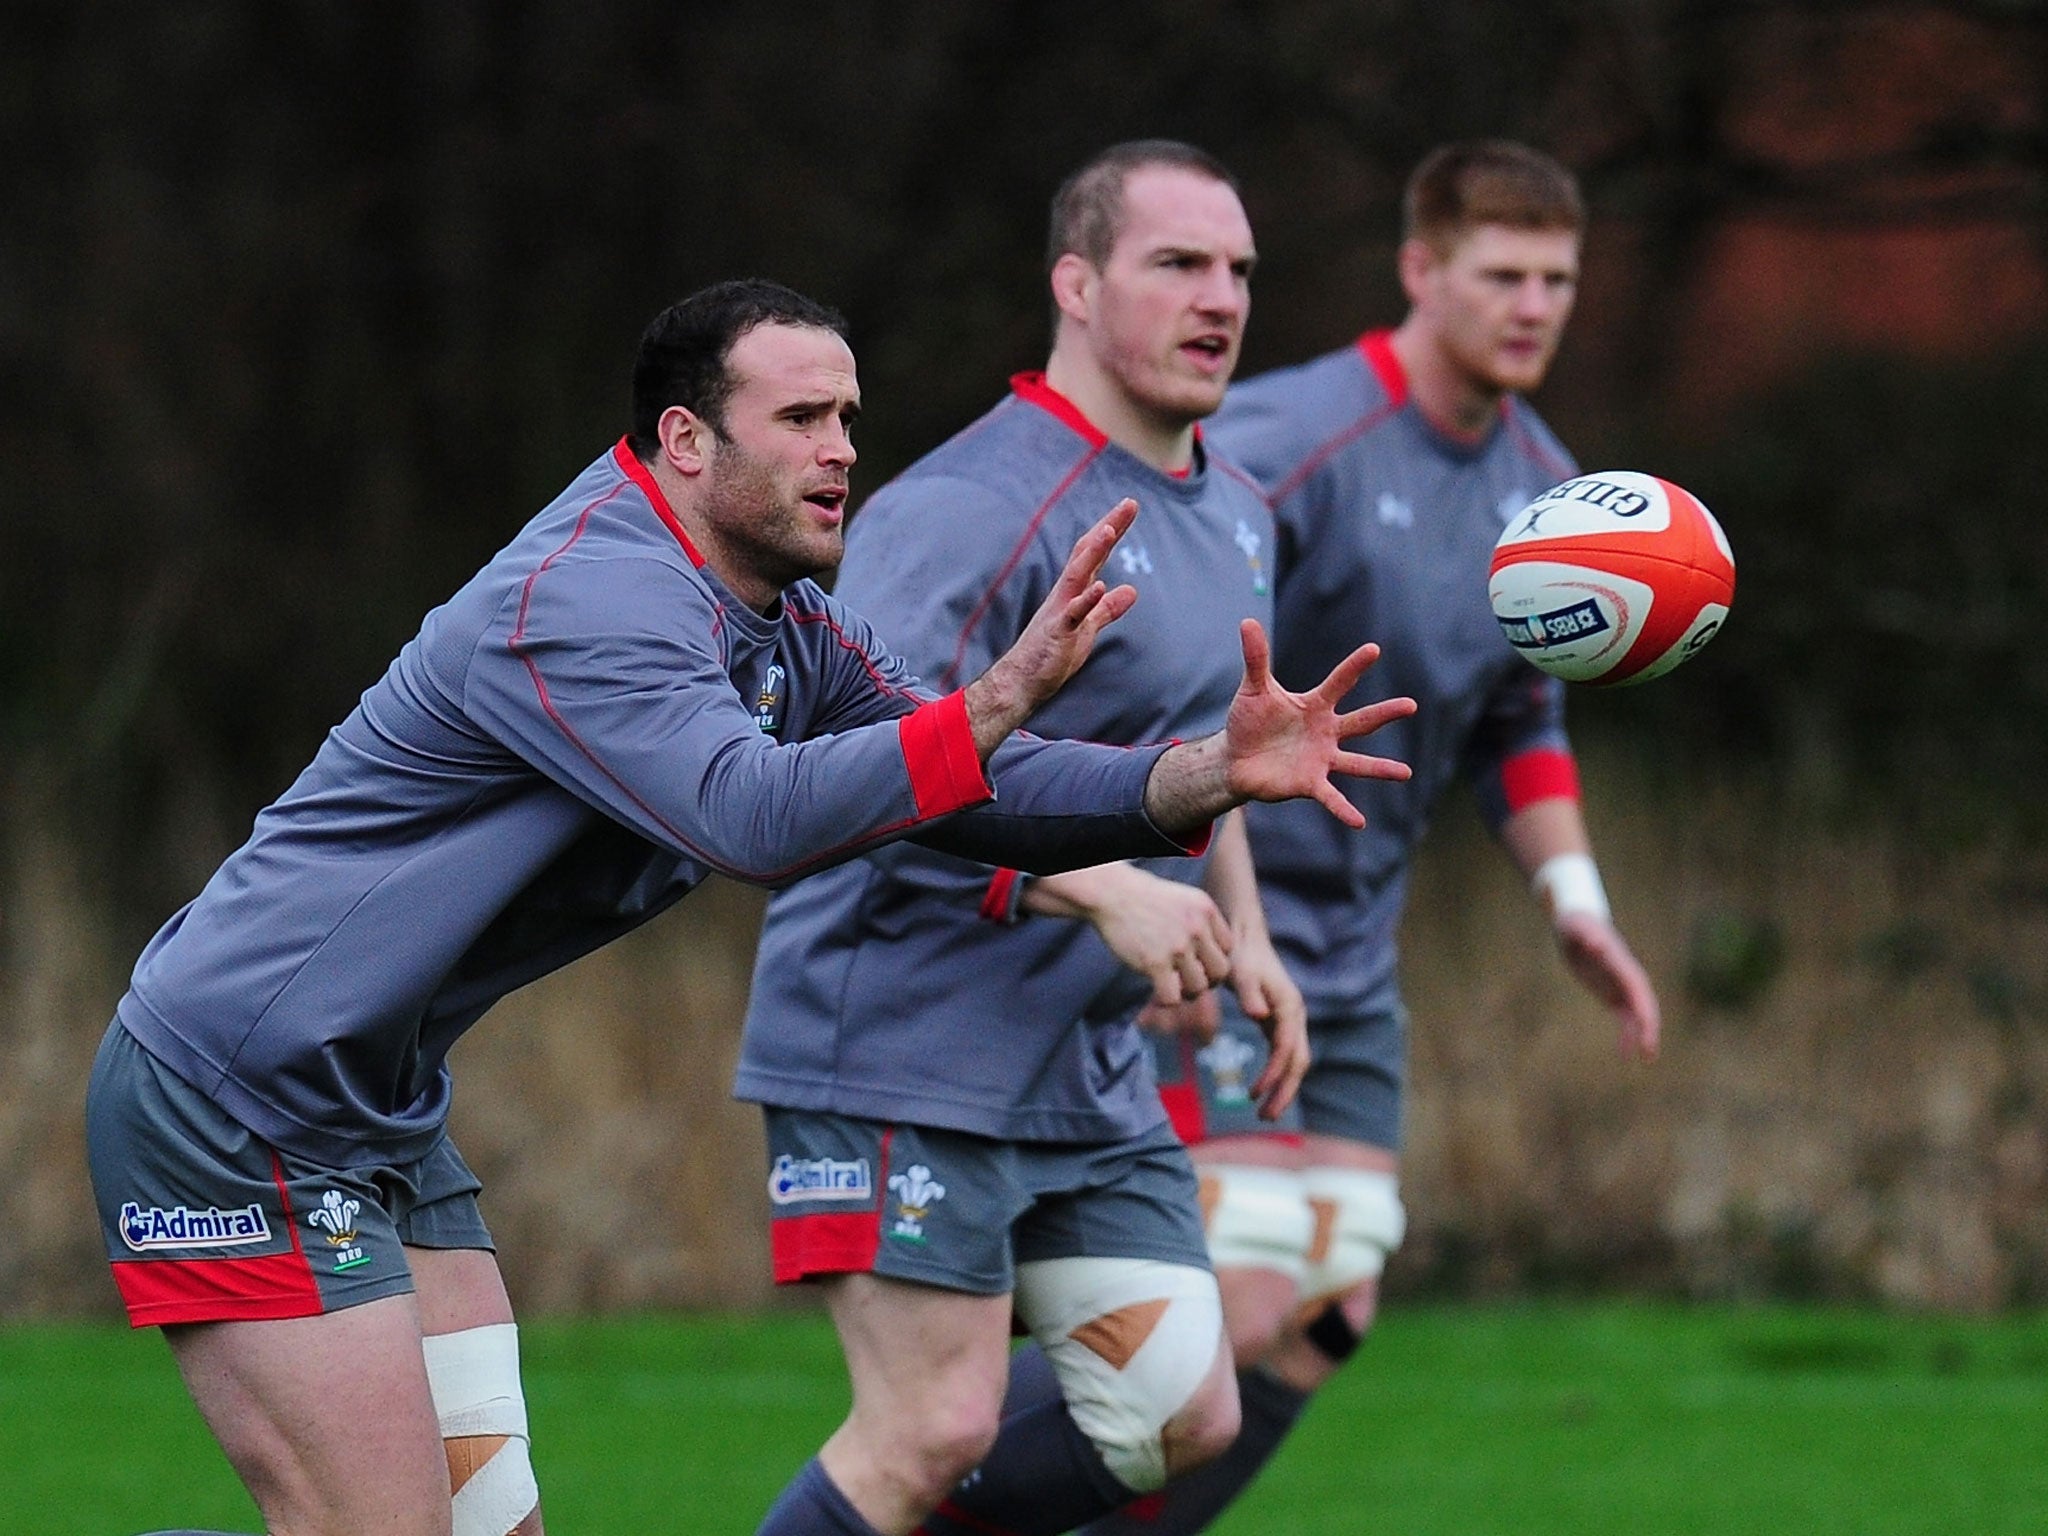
<box><xmin>5</xmin><ymin>0</ymin><xmax>2048</xmax><ymax>1315</ymax></box>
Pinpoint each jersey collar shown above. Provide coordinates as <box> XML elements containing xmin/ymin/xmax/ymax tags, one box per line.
<box><xmin>612</xmin><ymin>437</ymin><xmax>707</xmax><ymax>567</ymax></box>
<box><xmin>1009</xmin><ymin>372</ymin><xmax>1202</xmax><ymax>478</ymax></box>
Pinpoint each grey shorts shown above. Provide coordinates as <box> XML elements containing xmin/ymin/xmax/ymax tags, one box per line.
<box><xmin>86</xmin><ymin>1023</ymin><xmax>493</xmax><ymax>1328</ymax></box>
<box><xmin>762</xmin><ymin>1109</ymin><xmax>1211</xmax><ymax>1294</ymax></box>
<box><xmin>1151</xmin><ymin>994</ymin><xmax>1406</xmax><ymax>1152</ymax></box>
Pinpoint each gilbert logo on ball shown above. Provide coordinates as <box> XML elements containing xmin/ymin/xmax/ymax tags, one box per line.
<box><xmin>1489</xmin><ymin>471</ymin><xmax>1734</xmax><ymax>686</ymax></box>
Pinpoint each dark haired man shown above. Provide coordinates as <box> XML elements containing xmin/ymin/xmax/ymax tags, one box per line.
<box><xmin>1072</xmin><ymin>140</ymin><xmax>1663</xmax><ymax>1536</ymax></box>
<box><xmin>740</xmin><ymin>142</ymin><xmax>1384</xmax><ymax>1536</ymax></box>
<box><xmin>89</xmin><ymin>277</ymin><xmax>1415</xmax><ymax>1536</ymax></box>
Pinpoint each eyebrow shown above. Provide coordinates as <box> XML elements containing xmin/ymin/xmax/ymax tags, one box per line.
<box><xmin>777</xmin><ymin>395</ymin><xmax>861</xmax><ymax>419</ymax></box>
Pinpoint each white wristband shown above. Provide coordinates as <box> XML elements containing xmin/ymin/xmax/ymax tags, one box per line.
<box><xmin>1531</xmin><ymin>852</ymin><xmax>1610</xmax><ymax>925</ymax></box>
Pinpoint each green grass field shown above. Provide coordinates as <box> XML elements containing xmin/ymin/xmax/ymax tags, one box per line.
<box><xmin>8</xmin><ymin>1302</ymin><xmax>2047</xmax><ymax>1534</ymax></box>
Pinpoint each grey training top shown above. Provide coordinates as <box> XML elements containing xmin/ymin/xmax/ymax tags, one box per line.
<box><xmin>115</xmin><ymin>441</ymin><xmax>1199</xmax><ymax>1167</ymax></box>
<box><xmin>1208</xmin><ymin>333</ymin><xmax>1582</xmax><ymax>1016</ymax></box>
<box><xmin>738</xmin><ymin>376</ymin><xmax>1277</xmax><ymax>1141</ymax></box>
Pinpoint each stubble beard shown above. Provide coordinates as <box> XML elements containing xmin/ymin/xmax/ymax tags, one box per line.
<box><xmin>703</xmin><ymin>443</ymin><xmax>843</xmax><ymax>596</ymax></box>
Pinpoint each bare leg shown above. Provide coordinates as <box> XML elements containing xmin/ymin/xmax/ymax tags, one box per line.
<box><xmin>814</xmin><ymin>1274</ymin><xmax>1014</xmax><ymax>1535</ymax></box>
<box><xmin>165</xmin><ymin>1293</ymin><xmax>450</xmax><ymax>1536</ymax></box>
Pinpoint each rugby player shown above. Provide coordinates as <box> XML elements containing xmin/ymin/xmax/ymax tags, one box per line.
<box><xmin>1075</xmin><ymin>140</ymin><xmax>1664</xmax><ymax>1535</ymax></box>
<box><xmin>91</xmin><ymin>276</ymin><xmax>1415</xmax><ymax>1536</ymax></box>
<box><xmin>740</xmin><ymin>143</ymin><xmax>1403</xmax><ymax>1536</ymax></box>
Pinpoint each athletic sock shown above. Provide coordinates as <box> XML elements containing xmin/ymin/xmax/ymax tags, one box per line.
<box><xmin>1077</xmin><ymin>1367</ymin><xmax>1309</xmax><ymax>1534</ymax></box>
<box><xmin>758</xmin><ymin>1457</ymin><xmax>890</xmax><ymax>1536</ymax></box>
<box><xmin>915</xmin><ymin>1344</ymin><xmax>1136</xmax><ymax>1536</ymax></box>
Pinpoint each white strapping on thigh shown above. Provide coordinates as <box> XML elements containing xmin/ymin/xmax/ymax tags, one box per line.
<box><xmin>1013</xmin><ymin>1256</ymin><xmax>1223</xmax><ymax>1492</ymax></box>
<box><xmin>1298</xmin><ymin>1166</ymin><xmax>1406</xmax><ymax>1302</ymax></box>
<box><xmin>1197</xmin><ymin>1164</ymin><xmax>1315</xmax><ymax>1280</ymax></box>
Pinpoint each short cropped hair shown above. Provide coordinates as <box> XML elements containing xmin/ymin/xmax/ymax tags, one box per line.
<box><xmin>1046</xmin><ymin>139</ymin><xmax>1241</xmax><ymax>274</ymax></box>
<box><xmin>630</xmin><ymin>279</ymin><xmax>849</xmax><ymax>455</ymax></box>
<box><xmin>1403</xmin><ymin>141</ymin><xmax>1584</xmax><ymax>255</ymax></box>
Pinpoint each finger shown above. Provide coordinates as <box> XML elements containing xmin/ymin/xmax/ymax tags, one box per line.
<box><xmin>1235</xmin><ymin>968</ymin><xmax>1270</xmax><ymax>1020</ymax></box>
<box><xmin>1254</xmin><ymin>1033</ymin><xmax>1307</xmax><ymax>1119</ymax></box>
<box><xmin>1060</xmin><ymin>579</ymin><xmax>1108</xmax><ymax>629</ymax></box>
<box><xmin>1312</xmin><ymin>779</ymin><xmax>1367</xmax><ymax>829</ymax></box>
<box><xmin>1314</xmin><ymin>640</ymin><xmax>1382</xmax><ymax>706</ymax></box>
<box><xmin>1334</xmin><ymin>696</ymin><xmax>1419</xmax><ymax>738</ymax></box>
<box><xmin>1328</xmin><ymin>749</ymin><xmax>1414</xmax><ymax>782</ymax></box>
<box><xmin>1174</xmin><ymin>950</ymin><xmax>1211</xmax><ymax>1000</ymax></box>
<box><xmin>1055</xmin><ymin>502</ymin><xmax>1136</xmax><ymax>599</ymax></box>
<box><xmin>1205</xmin><ymin>906</ymin><xmax>1235</xmax><ymax>958</ymax></box>
<box><xmin>1149</xmin><ymin>965</ymin><xmax>1186</xmax><ymax>1006</ymax></box>
<box><xmin>1237</xmin><ymin>618</ymin><xmax>1273</xmax><ymax>693</ymax></box>
<box><xmin>1072</xmin><ymin>583</ymin><xmax>1138</xmax><ymax>639</ymax></box>
<box><xmin>1186</xmin><ymin>991</ymin><xmax>1222</xmax><ymax>1044</ymax></box>
<box><xmin>1194</xmin><ymin>930</ymin><xmax>1231</xmax><ymax>986</ymax></box>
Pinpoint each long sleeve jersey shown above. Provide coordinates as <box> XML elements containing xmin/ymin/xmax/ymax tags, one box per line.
<box><xmin>1207</xmin><ymin>333</ymin><xmax>1581</xmax><ymax>1016</ymax></box>
<box><xmin>738</xmin><ymin>376</ymin><xmax>1276</xmax><ymax>1142</ymax></box>
<box><xmin>116</xmin><ymin>441</ymin><xmax>1201</xmax><ymax>1168</ymax></box>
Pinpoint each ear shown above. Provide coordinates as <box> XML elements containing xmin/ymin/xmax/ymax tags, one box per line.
<box><xmin>1396</xmin><ymin>238</ymin><xmax>1439</xmax><ymax>309</ymax></box>
<box><xmin>1049</xmin><ymin>251</ymin><xmax>1096</xmax><ymax>326</ymax></box>
<box><xmin>657</xmin><ymin>404</ymin><xmax>714</xmax><ymax>476</ymax></box>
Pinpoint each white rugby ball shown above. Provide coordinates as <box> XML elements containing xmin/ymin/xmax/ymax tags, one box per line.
<box><xmin>1488</xmin><ymin>471</ymin><xmax>1734</xmax><ymax>686</ymax></box>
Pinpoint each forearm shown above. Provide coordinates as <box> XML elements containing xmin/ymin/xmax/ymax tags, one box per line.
<box><xmin>1501</xmin><ymin>797</ymin><xmax>1608</xmax><ymax>924</ymax></box>
<box><xmin>1019</xmin><ymin>863</ymin><xmax>1133</xmax><ymax>921</ymax></box>
<box><xmin>1201</xmin><ymin>810</ymin><xmax>1267</xmax><ymax>936</ymax></box>
<box><xmin>1139</xmin><ymin>732</ymin><xmax>1237</xmax><ymax>834</ymax></box>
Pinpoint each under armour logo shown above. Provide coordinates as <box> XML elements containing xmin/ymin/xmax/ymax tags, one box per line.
<box><xmin>1117</xmin><ymin>545</ymin><xmax>1155</xmax><ymax>576</ymax></box>
<box><xmin>1377</xmin><ymin>493</ymin><xmax>1413</xmax><ymax>528</ymax></box>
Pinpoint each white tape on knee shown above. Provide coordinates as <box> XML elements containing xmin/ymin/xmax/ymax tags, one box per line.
<box><xmin>1013</xmin><ymin>1256</ymin><xmax>1223</xmax><ymax>1493</ymax></box>
<box><xmin>1298</xmin><ymin>1167</ymin><xmax>1406</xmax><ymax>1302</ymax></box>
<box><xmin>1198</xmin><ymin>1165</ymin><xmax>1315</xmax><ymax>1281</ymax></box>
<box><xmin>422</xmin><ymin>1323</ymin><xmax>538</xmax><ymax>1536</ymax></box>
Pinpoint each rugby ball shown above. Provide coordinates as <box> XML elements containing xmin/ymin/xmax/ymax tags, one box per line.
<box><xmin>1488</xmin><ymin>471</ymin><xmax>1734</xmax><ymax>686</ymax></box>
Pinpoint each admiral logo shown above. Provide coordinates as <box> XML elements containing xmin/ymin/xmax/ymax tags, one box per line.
<box><xmin>1499</xmin><ymin>598</ymin><xmax>1610</xmax><ymax>651</ymax></box>
<box><xmin>768</xmin><ymin>1154</ymin><xmax>874</xmax><ymax>1205</ymax></box>
<box><xmin>119</xmin><ymin>1200</ymin><xmax>272</xmax><ymax>1251</ymax></box>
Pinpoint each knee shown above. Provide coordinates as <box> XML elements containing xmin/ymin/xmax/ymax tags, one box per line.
<box><xmin>862</xmin><ymin>1378</ymin><xmax>1003</xmax><ymax>1509</ymax></box>
<box><xmin>422</xmin><ymin>1324</ymin><xmax>538</xmax><ymax>1536</ymax></box>
<box><xmin>1015</xmin><ymin>1257</ymin><xmax>1224</xmax><ymax>1493</ymax></box>
<box><xmin>1160</xmin><ymin>1350</ymin><xmax>1241</xmax><ymax>1475</ymax></box>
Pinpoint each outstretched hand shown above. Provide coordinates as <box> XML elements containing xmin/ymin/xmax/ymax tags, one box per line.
<box><xmin>1556</xmin><ymin>912</ymin><xmax>1662</xmax><ymax>1060</ymax></box>
<box><xmin>963</xmin><ymin>499</ymin><xmax>1140</xmax><ymax>759</ymax></box>
<box><xmin>1222</xmin><ymin>620</ymin><xmax>1415</xmax><ymax>826</ymax></box>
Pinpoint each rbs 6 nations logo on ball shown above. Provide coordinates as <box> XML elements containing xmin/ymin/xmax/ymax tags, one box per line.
<box><xmin>1488</xmin><ymin>471</ymin><xmax>1734</xmax><ymax>687</ymax></box>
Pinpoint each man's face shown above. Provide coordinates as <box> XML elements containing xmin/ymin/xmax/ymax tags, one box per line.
<box><xmin>1084</xmin><ymin>166</ymin><xmax>1256</xmax><ymax>425</ymax></box>
<box><xmin>698</xmin><ymin>322</ymin><xmax>859</xmax><ymax>593</ymax></box>
<box><xmin>1412</xmin><ymin>223</ymin><xmax>1580</xmax><ymax>397</ymax></box>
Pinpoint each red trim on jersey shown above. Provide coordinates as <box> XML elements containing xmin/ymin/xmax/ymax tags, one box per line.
<box><xmin>1357</xmin><ymin>331</ymin><xmax>1409</xmax><ymax>407</ymax></box>
<box><xmin>980</xmin><ymin>867</ymin><xmax>1021</xmax><ymax>922</ymax></box>
<box><xmin>111</xmin><ymin>1250</ymin><xmax>326</xmax><ymax>1327</ymax></box>
<box><xmin>1159</xmin><ymin>1035</ymin><xmax>1209</xmax><ymax>1142</ymax></box>
<box><xmin>1501</xmin><ymin>747</ymin><xmax>1581</xmax><ymax>812</ymax></box>
<box><xmin>1011</xmin><ymin>372</ymin><xmax>1110</xmax><ymax>450</ymax></box>
<box><xmin>771</xmin><ymin>1211</ymin><xmax>886</xmax><ymax>1282</ymax></box>
<box><xmin>114</xmin><ymin>1157</ymin><xmax>323</xmax><ymax>1328</ymax></box>
<box><xmin>1159</xmin><ymin>1079</ymin><xmax>1209</xmax><ymax>1144</ymax></box>
<box><xmin>898</xmin><ymin>691</ymin><xmax>996</xmax><ymax>820</ymax></box>
<box><xmin>771</xmin><ymin>1126</ymin><xmax>891</xmax><ymax>1284</ymax></box>
<box><xmin>612</xmin><ymin>437</ymin><xmax>707</xmax><ymax>567</ymax></box>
